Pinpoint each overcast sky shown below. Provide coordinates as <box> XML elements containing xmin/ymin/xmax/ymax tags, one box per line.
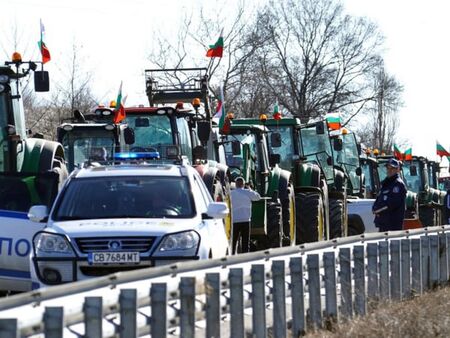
<box><xmin>1</xmin><ymin>0</ymin><xmax>449</xmax><ymax>165</ymax></box>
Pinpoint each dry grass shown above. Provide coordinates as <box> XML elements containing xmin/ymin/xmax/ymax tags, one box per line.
<box><xmin>305</xmin><ymin>287</ymin><xmax>450</xmax><ymax>338</ymax></box>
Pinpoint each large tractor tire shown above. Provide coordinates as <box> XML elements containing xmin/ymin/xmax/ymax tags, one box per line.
<box><xmin>296</xmin><ymin>192</ymin><xmax>324</xmax><ymax>244</ymax></box>
<box><xmin>267</xmin><ymin>201</ymin><xmax>283</xmax><ymax>248</ymax></box>
<box><xmin>329</xmin><ymin>198</ymin><xmax>345</xmax><ymax>239</ymax></box>
<box><xmin>419</xmin><ymin>206</ymin><xmax>437</xmax><ymax>227</ymax></box>
<box><xmin>281</xmin><ymin>186</ymin><xmax>296</xmax><ymax>246</ymax></box>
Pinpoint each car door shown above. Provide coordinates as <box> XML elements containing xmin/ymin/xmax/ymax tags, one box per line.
<box><xmin>0</xmin><ymin>172</ymin><xmax>59</xmax><ymax>291</ymax></box>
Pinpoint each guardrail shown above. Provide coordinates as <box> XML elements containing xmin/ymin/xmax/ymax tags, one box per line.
<box><xmin>0</xmin><ymin>226</ymin><xmax>449</xmax><ymax>337</ymax></box>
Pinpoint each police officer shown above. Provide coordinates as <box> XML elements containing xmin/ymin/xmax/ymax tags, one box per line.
<box><xmin>372</xmin><ymin>158</ymin><xmax>407</xmax><ymax>231</ymax></box>
<box><xmin>445</xmin><ymin>188</ymin><xmax>450</xmax><ymax>224</ymax></box>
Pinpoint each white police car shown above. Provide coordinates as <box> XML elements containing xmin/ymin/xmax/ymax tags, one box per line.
<box><xmin>28</xmin><ymin>162</ymin><xmax>229</xmax><ymax>288</ymax></box>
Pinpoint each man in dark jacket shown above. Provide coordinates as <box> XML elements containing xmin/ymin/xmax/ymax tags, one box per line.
<box><xmin>372</xmin><ymin>158</ymin><xmax>407</xmax><ymax>231</ymax></box>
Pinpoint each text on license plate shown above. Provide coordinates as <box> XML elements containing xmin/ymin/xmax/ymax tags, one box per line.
<box><xmin>88</xmin><ymin>252</ymin><xmax>140</xmax><ymax>264</ymax></box>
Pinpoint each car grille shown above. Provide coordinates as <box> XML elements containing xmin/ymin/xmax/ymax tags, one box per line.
<box><xmin>75</xmin><ymin>237</ymin><xmax>156</xmax><ymax>253</ymax></box>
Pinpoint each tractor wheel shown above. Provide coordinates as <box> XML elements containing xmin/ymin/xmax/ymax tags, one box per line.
<box><xmin>267</xmin><ymin>201</ymin><xmax>283</xmax><ymax>248</ymax></box>
<box><xmin>296</xmin><ymin>192</ymin><xmax>324</xmax><ymax>243</ymax></box>
<box><xmin>419</xmin><ymin>206</ymin><xmax>436</xmax><ymax>227</ymax></box>
<box><xmin>329</xmin><ymin>198</ymin><xmax>345</xmax><ymax>239</ymax></box>
<box><xmin>281</xmin><ymin>186</ymin><xmax>296</xmax><ymax>246</ymax></box>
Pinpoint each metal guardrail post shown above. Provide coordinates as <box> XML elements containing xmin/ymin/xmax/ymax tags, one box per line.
<box><xmin>120</xmin><ymin>289</ymin><xmax>137</xmax><ymax>338</ymax></box>
<box><xmin>205</xmin><ymin>273</ymin><xmax>221</xmax><ymax>338</ymax></box>
<box><xmin>401</xmin><ymin>239</ymin><xmax>411</xmax><ymax>299</ymax></box>
<box><xmin>411</xmin><ymin>238</ymin><xmax>422</xmax><ymax>294</ymax></box>
<box><xmin>429</xmin><ymin>235</ymin><xmax>439</xmax><ymax>289</ymax></box>
<box><xmin>180</xmin><ymin>277</ymin><xmax>196</xmax><ymax>338</ymax></box>
<box><xmin>421</xmin><ymin>235</ymin><xmax>430</xmax><ymax>291</ymax></box>
<box><xmin>390</xmin><ymin>240</ymin><xmax>401</xmax><ymax>300</ymax></box>
<box><xmin>379</xmin><ymin>241</ymin><xmax>389</xmax><ymax>300</ymax></box>
<box><xmin>339</xmin><ymin>248</ymin><xmax>352</xmax><ymax>319</ymax></box>
<box><xmin>439</xmin><ymin>233</ymin><xmax>448</xmax><ymax>285</ymax></box>
<box><xmin>272</xmin><ymin>260</ymin><xmax>287</xmax><ymax>338</ymax></box>
<box><xmin>251</xmin><ymin>264</ymin><xmax>266</xmax><ymax>338</ymax></box>
<box><xmin>151</xmin><ymin>283</ymin><xmax>167</xmax><ymax>338</ymax></box>
<box><xmin>0</xmin><ymin>319</ymin><xmax>18</xmax><ymax>338</ymax></box>
<box><xmin>367</xmin><ymin>243</ymin><xmax>378</xmax><ymax>301</ymax></box>
<box><xmin>229</xmin><ymin>268</ymin><xmax>245</xmax><ymax>338</ymax></box>
<box><xmin>84</xmin><ymin>297</ymin><xmax>103</xmax><ymax>338</ymax></box>
<box><xmin>289</xmin><ymin>257</ymin><xmax>305</xmax><ymax>337</ymax></box>
<box><xmin>323</xmin><ymin>252</ymin><xmax>337</xmax><ymax>326</ymax></box>
<box><xmin>353</xmin><ymin>246</ymin><xmax>366</xmax><ymax>316</ymax></box>
<box><xmin>44</xmin><ymin>306</ymin><xmax>64</xmax><ymax>338</ymax></box>
<box><xmin>307</xmin><ymin>254</ymin><xmax>322</xmax><ymax>329</ymax></box>
<box><xmin>447</xmin><ymin>233</ymin><xmax>450</xmax><ymax>283</ymax></box>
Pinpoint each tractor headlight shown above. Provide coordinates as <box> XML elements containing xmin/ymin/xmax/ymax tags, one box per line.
<box><xmin>34</xmin><ymin>233</ymin><xmax>74</xmax><ymax>255</ymax></box>
<box><xmin>155</xmin><ymin>231</ymin><xmax>200</xmax><ymax>256</ymax></box>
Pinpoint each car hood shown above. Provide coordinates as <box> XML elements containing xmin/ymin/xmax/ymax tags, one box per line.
<box><xmin>48</xmin><ymin>218</ymin><xmax>202</xmax><ymax>238</ymax></box>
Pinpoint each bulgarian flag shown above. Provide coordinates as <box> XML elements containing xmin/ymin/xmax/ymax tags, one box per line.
<box><xmin>113</xmin><ymin>82</ymin><xmax>126</xmax><ymax>124</ymax></box>
<box><xmin>394</xmin><ymin>144</ymin><xmax>403</xmax><ymax>160</ymax></box>
<box><xmin>273</xmin><ymin>101</ymin><xmax>281</xmax><ymax>120</ymax></box>
<box><xmin>436</xmin><ymin>141</ymin><xmax>450</xmax><ymax>157</ymax></box>
<box><xmin>326</xmin><ymin>114</ymin><xmax>341</xmax><ymax>130</ymax></box>
<box><xmin>206</xmin><ymin>35</ymin><xmax>224</xmax><ymax>58</ymax></box>
<box><xmin>403</xmin><ymin>148</ymin><xmax>412</xmax><ymax>161</ymax></box>
<box><xmin>38</xmin><ymin>19</ymin><xmax>51</xmax><ymax>64</ymax></box>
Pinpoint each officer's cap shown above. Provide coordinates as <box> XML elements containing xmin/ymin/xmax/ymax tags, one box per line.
<box><xmin>385</xmin><ymin>158</ymin><xmax>401</xmax><ymax>168</ymax></box>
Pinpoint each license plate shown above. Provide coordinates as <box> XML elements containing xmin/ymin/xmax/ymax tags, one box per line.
<box><xmin>88</xmin><ymin>252</ymin><xmax>140</xmax><ymax>264</ymax></box>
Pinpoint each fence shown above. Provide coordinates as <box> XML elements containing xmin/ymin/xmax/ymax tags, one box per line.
<box><xmin>0</xmin><ymin>226</ymin><xmax>449</xmax><ymax>337</ymax></box>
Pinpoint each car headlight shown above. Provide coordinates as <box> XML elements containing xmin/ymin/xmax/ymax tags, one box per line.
<box><xmin>155</xmin><ymin>231</ymin><xmax>200</xmax><ymax>255</ymax></box>
<box><xmin>34</xmin><ymin>233</ymin><xmax>74</xmax><ymax>255</ymax></box>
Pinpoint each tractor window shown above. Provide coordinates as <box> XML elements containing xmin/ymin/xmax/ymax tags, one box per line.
<box><xmin>267</xmin><ymin>126</ymin><xmax>294</xmax><ymax>169</ymax></box>
<box><xmin>10</xmin><ymin>83</ymin><xmax>27</xmax><ymax>140</ymax></box>
<box><xmin>300</xmin><ymin>126</ymin><xmax>334</xmax><ymax>182</ymax></box>
<box><xmin>176</xmin><ymin>117</ymin><xmax>192</xmax><ymax>162</ymax></box>
<box><xmin>333</xmin><ymin>133</ymin><xmax>361</xmax><ymax>193</ymax></box>
<box><xmin>403</xmin><ymin>163</ymin><xmax>421</xmax><ymax>193</ymax></box>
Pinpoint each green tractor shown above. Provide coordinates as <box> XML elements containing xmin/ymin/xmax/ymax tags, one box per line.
<box><xmin>298</xmin><ymin>120</ymin><xmax>348</xmax><ymax>239</ymax></box>
<box><xmin>232</xmin><ymin>117</ymin><xmax>327</xmax><ymax>244</ymax></box>
<box><xmin>425</xmin><ymin>159</ymin><xmax>447</xmax><ymax>225</ymax></box>
<box><xmin>218</xmin><ymin>122</ymin><xmax>296</xmax><ymax>250</ymax></box>
<box><xmin>359</xmin><ymin>152</ymin><xmax>381</xmax><ymax>199</ymax></box>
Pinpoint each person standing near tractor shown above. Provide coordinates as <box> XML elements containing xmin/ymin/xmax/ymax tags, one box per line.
<box><xmin>445</xmin><ymin>188</ymin><xmax>450</xmax><ymax>224</ymax></box>
<box><xmin>372</xmin><ymin>158</ymin><xmax>407</xmax><ymax>231</ymax></box>
<box><xmin>230</xmin><ymin>177</ymin><xmax>261</xmax><ymax>253</ymax></box>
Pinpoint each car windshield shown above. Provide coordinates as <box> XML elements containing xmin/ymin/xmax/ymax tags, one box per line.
<box><xmin>53</xmin><ymin>176</ymin><xmax>195</xmax><ymax>220</ymax></box>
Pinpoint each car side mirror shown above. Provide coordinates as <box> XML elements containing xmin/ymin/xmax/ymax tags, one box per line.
<box><xmin>124</xmin><ymin>127</ymin><xmax>135</xmax><ymax>145</ymax></box>
<box><xmin>204</xmin><ymin>202</ymin><xmax>229</xmax><ymax>219</ymax></box>
<box><xmin>333</xmin><ymin>138</ymin><xmax>343</xmax><ymax>151</ymax></box>
<box><xmin>232</xmin><ymin>140</ymin><xmax>241</xmax><ymax>155</ymax></box>
<box><xmin>410</xmin><ymin>165</ymin><xmax>418</xmax><ymax>176</ymax></box>
<box><xmin>315</xmin><ymin>122</ymin><xmax>325</xmax><ymax>135</ymax></box>
<box><xmin>269</xmin><ymin>153</ymin><xmax>281</xmax><ymax>167</ymax></box>
<box><xmin>197</xmin><ymin>121</ymin><xmax>211</xmax><ymax>145</ymax></box>
<box><xmin>327</xmin><ymin>156</ymin><xmax>333</xmax><ymax>166</ymax></box>
<box><xmin>270</xmin><ymin>133</ymin><xmax>282</xmax><ymax>148</ymax></box>
<box><xmin>28</xmin><ymin>205</ymin><xmax>49</xmax><ymax>222</ymax></box>
<box><xmin>34</xmin><ymin>71</ymin><xmax>50</xmax><ymax>92</ymax></box>
<box><xmin>355</xmin><ymin>167</ymin><xmax>362</xmax><ymax>176</ymax></box>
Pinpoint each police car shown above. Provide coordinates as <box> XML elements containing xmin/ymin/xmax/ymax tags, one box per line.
<box><xmin>28</xmin><ymin>161</ymin><xmax>229</xmax><ymax>288</ymax></box>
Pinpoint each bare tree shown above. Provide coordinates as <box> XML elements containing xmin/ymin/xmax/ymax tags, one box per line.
<box><xmin>254</xmin><ymin>0</ymin><xmax>384</xmax><ymax>122</ymax></box>
<box><xmin>356</xmin><ymin>63</ymin><xmax>404</xmax><ymax>153</ymax></box>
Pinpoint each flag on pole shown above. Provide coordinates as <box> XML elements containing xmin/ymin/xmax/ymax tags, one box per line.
<box><xmin>326</xmin><ymin>113</ymin><xmax>341</xmax><ymax>130</ymax></box>
<box><xmin>394</xmin><ymin>144</ymin><xmax>403</xmax><ymax>160</ymax></box>
<box><xmin>403</xmin><ymin>148</ymin><xmax>412</xmax><ymax>161</ymax></box>
<box><xmin>206</xmin><ymin>35</ymin><xmax>224</xmax><ymax>58</ymax></box>
<box><xmin>273</xmin><ymin>101</ymin><xmax>282</xmax><ymax>120</ymax></box>
<box><xmin>38</xmin><ymin>19</ymin><xmax>51</xmax><ymax>64</ymax></box>
<box><xmin>436</xmin><ymin>141</ymin><xmax>450</xmax><ymax>157</ymax></box>
<box><xmin>113</xmin><ymin>82</ymin><xmax>126</xmax><ymax>124</ymax></box>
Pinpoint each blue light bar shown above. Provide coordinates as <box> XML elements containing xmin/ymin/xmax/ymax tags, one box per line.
<box><xmin>114</xmin><ymin>152</ymin><xmax>160</xmax><ymax>160</ymax></box>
